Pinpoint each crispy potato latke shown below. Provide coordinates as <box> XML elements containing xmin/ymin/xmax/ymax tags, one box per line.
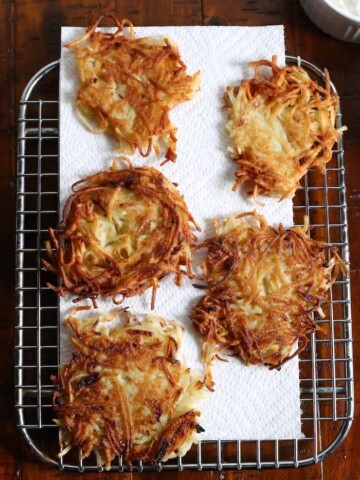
<box><xmin>66</xmin><ymin>14</ymin><xmax>200</xmax><ymax>164</ymax></box>
<box><xmin>224</xmin><ymin>57</ymin><xmax>346</xmax><ymax>200</ymax></box>
<box><xmin>43</xmin><ymin>160</ymin><xmax>199</xmax><ymax>308</ymax></box>
<box><xmin>191</xmin><ymin>212</ymin><xmax>347</xmax><ymax>390</ymax></box>
<box><xmin>52</xmin><ymin>309</ymin><xmax>204</xmax><ymax>469</ymax></box>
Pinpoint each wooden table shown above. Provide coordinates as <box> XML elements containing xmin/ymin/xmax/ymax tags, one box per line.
<box><xmin>1</xmin><ymin>0</ymin><xmax>359</xmax><ymax>478</ymax></box>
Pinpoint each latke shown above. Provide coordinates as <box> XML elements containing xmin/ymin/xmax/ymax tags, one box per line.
<box><xmin>224</xmin><ymin>57</ymin><xmax>346</xmax><ymax>200</ymax></box>
<box><xmin>66</xmin><ymin>14</ymin><xmax>200</xmax><ymax>164</ymax></box>
<box><xmin>191</xmin><ymin>211</ymin><xmax>347</xmax><ymax>390</ymax></box>
<box><xmin>43</xmin><ymin>161</ymin><xmax>199</xmax><ymax>307</ymax></box>
<box><xmin>52</xmin><ymin>309</ymin><xmax>204</xmax><ymax>469</ymax></box>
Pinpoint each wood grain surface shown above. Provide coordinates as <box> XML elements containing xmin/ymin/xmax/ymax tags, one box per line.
<box><xmin>1</xmin><ymin>0</ymin><xmax>359</xmax><ymax>479</ymax></box>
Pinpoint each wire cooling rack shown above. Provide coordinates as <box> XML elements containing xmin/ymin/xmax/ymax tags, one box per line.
<box><xmin>15</xmin><ymin>55</ymin><xmax>353</xmax><ymax>472</ymax></box>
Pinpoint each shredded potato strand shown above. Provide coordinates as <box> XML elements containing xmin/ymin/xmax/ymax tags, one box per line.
<box><xmin>52</xmin><ymin>311</ymin><xmax>204</xmax><ymax>470</ymax></box>
<box><xmin>43</xmin><ymin>165</ymin><xmax>199</xmax><ymax>307</ymax></box>
<box><xmin>224</xmin><ymin>57</ymin><xmax>346</xmax><ymax>199</ymax></box>
<box><xmin>66</xmin><ymin>15</ymin><xmax>200</xmax><ymax>163</ymax></box>
<box><xmin>190</xmin><ymin>211</ymin><xmax>348</xmax><ymax>390</ymax></box>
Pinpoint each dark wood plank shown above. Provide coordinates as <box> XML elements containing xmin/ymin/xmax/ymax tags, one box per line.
<box><xmin>14</xmin><ymin>0</ymin><xmax>117</xmax><ymax>100</ymax></box>
<box><xmin>2</xmin><ymin>0</ymin><xmax>359</xmax><ymax>479</ymax></box>
<box><xmin>0</xmin><ymin>1</ymin><xmax>21</xmax><ymax>479</ymax></box>
<box><xmin>115</xmin><ymin>0</ymin><xmax>203</xmax><ymax>25</ymax></box>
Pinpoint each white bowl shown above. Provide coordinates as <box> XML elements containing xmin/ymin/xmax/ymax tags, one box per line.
<box><xmin>300</xmin><ymin>0</ymin><xmax>360</xmax><ymax>43</ymax></box>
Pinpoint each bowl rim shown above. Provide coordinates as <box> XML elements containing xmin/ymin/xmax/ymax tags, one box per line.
<box><xmin>321</xmin><ymin>0</ymin><xmax>360</xmax><ymax>24</ymax></box>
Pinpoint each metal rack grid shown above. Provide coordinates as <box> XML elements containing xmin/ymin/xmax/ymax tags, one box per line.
<box><xmin>15</xmin><ymin>55</ymin><xmax>353</xmax><ymax>472</ymax></box>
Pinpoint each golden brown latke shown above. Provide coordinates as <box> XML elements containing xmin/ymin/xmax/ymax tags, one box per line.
<box><xmin>224</xmin><ymin>57</ymin><xmax>346</xmax><ymax>200</ymax></box>
<box><xmin>52</xmin><ymin>309</ymin><xmax>204</xmax><ymax>469</ymax></box>
<box><xmin>190</xmin><ymin>211</ymin><xmax>347</xmax><ymax>390</ymax></box>
<box><xmin>43</xmin><ymin>160</ymin><xmax>199</xmax><ymax>308</ymax></box>
<box><xmin>66</xmin><ymin>14</ymin><xmax>200</xmax><ymax>164</ymax></box>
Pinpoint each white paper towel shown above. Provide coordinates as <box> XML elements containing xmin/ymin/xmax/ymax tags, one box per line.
<box><xmin>59</xmin><ymin>25</ymin><xmax>302</xmax><ymax>440</ymax></box>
